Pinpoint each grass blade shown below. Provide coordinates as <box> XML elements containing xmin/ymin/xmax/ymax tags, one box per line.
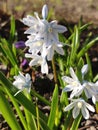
<box><xmin>77</xmin><ymin>37</ymin><xmax>98</xmax><ymax>59</ymax></box>
<box><xmin>70</xmin><ymin>115</ymin><xmax>82</xmax><ymax>130</ymax></box>
<box><xmin>0</xmin><ymin>90</ymin><xmax>22</xmax><ymax>130</ymax></box>
<box><xmin>4</xmin><ymin>86</ymin><xmax>28</xmax><ymax>130</ymax></box>
<box><xmin>48</xmin><ymin>84</ymin><xmax>58</xmax><ymax>129</ymax></box>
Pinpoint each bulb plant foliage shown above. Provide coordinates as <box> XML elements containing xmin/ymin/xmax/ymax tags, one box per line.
<box><xmin>0</xmin><ymin>4</ymin><xmax>98</xmax><ymax>130</ymax></box>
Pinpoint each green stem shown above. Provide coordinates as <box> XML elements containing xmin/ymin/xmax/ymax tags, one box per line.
<box><xmin>52</xmin><ymin>57</ymin><xmax>57</xmax><ymax>84</ymax></box>
<box><xmin>36</xmin><ymin>100</ymin><xmax>40</xmax><ymax>130</ymax></box>
<box><xmin>95</xmin><ymin>102</ymin><xmax>98</xmax><ymax>113</ymax></box>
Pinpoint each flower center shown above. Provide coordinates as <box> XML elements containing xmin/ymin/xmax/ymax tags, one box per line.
<box><xmin>36</xmin><ymin>41</ymin><xmax>43</xmax><ymax>46</ymax></box>
<box><xmin>77</xmin><ymin>102</ymin><xmax>82</xmax><ymax>108</ymax></box>
<box><xmin>48</xmin><ymin>27</ymin><xmax>53</xmax><ymax>33</ymax></box>
<box><xmin>72</xmin><ymin>81</ymin><xmax>78</xmax><ymax>86</ymax></box>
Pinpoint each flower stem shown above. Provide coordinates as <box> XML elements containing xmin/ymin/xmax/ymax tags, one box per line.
<box><xmin>36</xmin><ymin>99</ymin><xmax>40</xmax><ymax>130</ymax></box>
<box><xmin>95</xmin><ymin>102</ymin><xmax>98</xmax><ymax>113</ymax></box>
<box><xmin>52</xmin><ymin>57</ymin><xmax>57</xmax><ymax>84</ymax></box>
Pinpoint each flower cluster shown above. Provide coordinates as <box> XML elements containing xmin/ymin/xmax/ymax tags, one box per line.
<box><xmin>62</xmin><ymin>64</ymin><xmax>98</xmax><ymax>119</ymax></box>
<box><xmin>12</xmin><ymin>4</ymin><xmax>98</xmax><ymax>121</ymax></box>
<box><xmin>22</xmin><ymin>4</ymin><xmax>67</xmax><ymax>74</ymax></box>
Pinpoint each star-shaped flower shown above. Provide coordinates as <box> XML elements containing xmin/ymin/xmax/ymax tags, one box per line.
<box><xmin>22</xmin><ymin>4</ymin><xmax>67</xmax><ymax>58</ymax></box>
<box><xmin>83</xmin><ymin>81</ymin><xmax>98</xmax><ymax>104</ymax></box>
<box><xmin>13</xmin><ymin>72</ymin><xmax>31</xmax><ymax>96</ymax></box>
<box><xmin>82</xmin><ymin>81</ymin><xmax>98</xmax><ymax>99</ymax></box>
<box><xmin>62</xmin><ymin>67</ymin><xmax>83</xmax><ymax>98</ymax></box>
<box><xmin>64</xmin><ymin>98</ymin><xmax>95</xmax><ymax>119</ymax></box>
<box><xmin>25</xmin><ymin>46</ymin><xmax>48</xmax><ymax>74</ymax></box>
<box><xmin>62</xmin><ymin>64</ymin><xmax>98</xmax><ymax>102</ymax></box>
<box><xmin>47</xmin><ymin>41</ymin><xmax>64</xmax><ymax>61</ymax></box>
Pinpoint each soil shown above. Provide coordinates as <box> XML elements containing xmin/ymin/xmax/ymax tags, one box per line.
<box><xmin>0</xmin><ymin>0</ymin><xmax>98</xmax><ymax>130</ymax></box>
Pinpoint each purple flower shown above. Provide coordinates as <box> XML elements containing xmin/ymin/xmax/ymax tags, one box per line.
<box><xmin>15</xmin><ymin>41</ymin><xmax>26</xmax><ymax>48</ymax></box>
<box><xmin>21</xmin><ymin>59</ymin><xmax>28</xmax><ymax>67</ymax></box>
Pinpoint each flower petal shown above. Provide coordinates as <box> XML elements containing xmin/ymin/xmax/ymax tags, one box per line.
<box><xmin>85</xmin><ymin>102</ymin><xmax>95</xmax><ymax>112</ymax></box>
<box><xmin>63</xmin><ymin>85</ymin><xmax>74</xmax><ymax>92</ymax></box>
<box><xmin>41</xmin><ymin>59</ymin><xmax>48</xmax><ymax>74</ymax></box>
<box><xmin>42</xmin><ymin>4</ymin><xmax>48</xmax><ymax>19</ymax></box>
<box><xmin>47</xmin><ymin>46</ymin><xmax>54</xmax><ymax>61</ymax></box>
<box><xmin>81</xmin><ymin>106</ymin><xmax>89</xmax><ymax>119</ymax></box>
<box><xmin>22</xmin><ymin>15</ymin><xmax>37</xmax><ymax>26</ymax></box>
<box><xmin>26</xmin><ymin>73</ymin><xmax>31</xmax><ymax>81</ymax></box>
<box><xmin>81</xmin><ymin>64</ymin><xmax>88</xmax><ymax>76</ymax></box>
<box><xmin>70</xmin><ymin>88</ymin><xmax>83</xmax><ymax>98</ymax></box>
<box><xmin>64</xmin><ymin>102</ymin><xmax>75</xmax><ymax>111</ymax></box>
<box><xmin>25</xmin><ymin>53</ymin><xmax>33</xmax><ymax>58</ymax></box>
<box><xmin>70</xmin><ymin>67</ymin><xmax>78</xmax><ymax>81</ymax></box>
<box><xmin>72</xmin><ymin>106</ymin><xmax>80</xmax><ymax>119</ymax></box>
<box><xmin>92</xmin><ymin>95</ymin><xmax>96</xmax><ymax>104</ymax></box>
<box><xmin>55</xmin><ymin>46</ymin><xmax>64</xmax><ymax>55</ymax></box>
<box><xmin>62</xmin><ymin>76</ymin><xmax>74</xmax><ymax>84</ymax></box>
<box><xmin>52</xmin><ymin>24</ymin><xmax>67</xmax><ymax>33</ymax></box>
<box><xmin>24</xmin><ymin>27</ymin><xmax>36</xmax><ymax>34</ymax></box>
<box><xmin>29</xmin><ymin>59</ymin><xmax>38</xmax><ymax>66</ymax></box>
<box><xmin>84</xmin><ymin>87</ymin><xmax>92</xmax><ymax>99</ymax></box>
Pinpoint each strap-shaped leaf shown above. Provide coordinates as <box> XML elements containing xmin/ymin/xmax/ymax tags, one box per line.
<box><xmin>77</xmin><ymin>37</ymin><xmax>98</xmax><ymax>59</ymax></box>
<box><xmin>70</xmin><ymin>115</ymin><xmax>82</xmax><ymax>130</ymax></box>
<box><xmin>0</xmin><ymin>90</ymin><xmax>22</xmax><ymax>130</ymax></box>
<box><xmin>48</xmin><ymin>84</ymin><xmax>58</xmax><ymax>129</ymax></box>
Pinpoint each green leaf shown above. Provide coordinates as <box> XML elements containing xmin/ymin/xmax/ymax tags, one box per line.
<box><xmin>4</xmin><ymin>86</ymin><xmax>28</xmax><ymax>130</ymax></box>
<box><xmin>9</xmin><ymin>16</ymin><xmax>16</xmax><ymax>43</ymax></box>
<box><xmin>31</xmin><ymin>89</ymin><xmax>50</xmax><ymax>106</ymax></box>
<box><xmin>62</xmin><ymin>111</ymin><xmax>73</xmax><ymax>130</ymax></box>
<box><xmin>0</xmin><ymin>90</ymin><xmax>22</xmax><ymax>130</ymax></box>
<box><xmin>48</xmin><ymin>84</ymin><xmax>58</xmax><ymax>129</ymax></box>
<box><xmin>77</xmin><ymin>37</ymin><xmax>98</xmax><ymax>59</ymax></box>
<box><xmin>24</xmin><ymin>93</ymin><xmax>37</xmax><ymax>130</ymax></box>
<box><xmin>76</xmin><ymin>57</ymin><xmax>84</xmax><ymax>82</ymax></box>
<box><xmin>69</xmin><ymin>25</ymin><xmax>80</xmax><ymax>65</ymax></box>
<box><xmin>85</xmin><ymin>53</ymin><xmax>93</xmax><ymax>80</ymax></box>
<box><xmin>70</xmin><ymin>115</ymin><xmax>82</xmax><ymax>130</ymax></box>
<box><xmin>0</xmin><ymin>38</ymin><xmax>18</xmax><ymax>67</ymax></box>
<box><xmin>80</xmin><ymin>22</ymin><xmax>92</xmax><ymax>32</ymax></box>
<box><xmin>59</xmin><ymin>75</ymin><xmax>68</xmax><ymax>106</ymax></box>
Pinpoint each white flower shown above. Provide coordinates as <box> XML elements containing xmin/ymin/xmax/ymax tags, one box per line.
<box><xmin>64</xmin><ymin>98</ymin><xmax>95</xmax><ymax>119</ymax></box>
<box><xmin>25</xmin><ymin>46</ymin><xmax>48</xmax><ymax>74</ymax></box>
<box><xmin>22</xmin><ymin>14</ymin><xmax>40</xmax><ymax>35</ymax></box>
<box><xmin>22</xmin><ymin>4</ymin><xmax>67</xmax><ymax>56</ymax></box>
<box><xmin>13</xmin><ymin>72</ymin><xmax>31</xmax><ymax>96</ymax></box>
<box><xmin>47</xmin><ymin>42</ymin><xmax>64</xmax><ymax>61</ymax></box>
<box><xmin>82</xmin><ymin>81</ymin><xmax>98</xmax><ymax>99</ymax></box>
<box><xmin>37</xmin><ymin>20</ymin><xmax>67</xmax><ymax>47</ymax></box>
<box><xmin>62</xmin><ymin>67</ymin><xmax>83</xmax><ymax>98</ymax></box>
<box><xmin>92</xmin><ymin>95</ymin><xmax>98</xmax><ymax>104</ymax></box>
<box><xmin>81</xmin><ymin>64</ymin><xmax>88</xmax><ymax>79</ymax></box>
<box><xmin>22</xmin><ymin>4</ymin><xmax>67</xmax><ymax>73</ymax></box>
<box><xmin>89</xmin><ymin>81</ymin><xmax>98</xmax><ymax>104</ymax></box>
<box><xmin>25</xmin><ymin>35</ymin><xmax>43</xmax><ymax>53</ymax></box>
<box><xmin>80</xmin><ymin>64</ymin><xmax>98</xmax><ymax>101</ymax></box>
